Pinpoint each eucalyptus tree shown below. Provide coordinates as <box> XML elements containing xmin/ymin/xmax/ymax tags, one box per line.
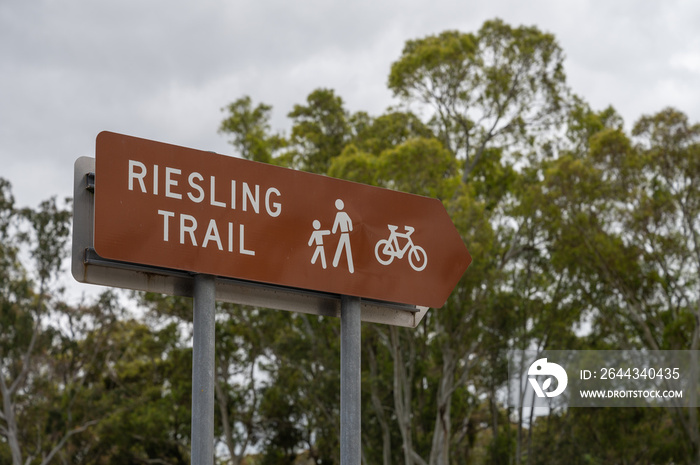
<box><xmin>0</xmin><ymin>181</ymin><xmax>100</xmax><ymax>465</ymax></box>
<box><xmin>216</xmin><ymin>19</ymin><xmax>584</xmax><ymax>465</ymax></box>
<box><xmin>380</xmin><ymin>19</ymin><xmax>573</xmax><ymax>465</ymax></box>
<box><xmin>219</xmin><ymin>95</ymin><xmax>286</xmax><ymax>165</ymax></box>
<box><xmin>530</xmin><ymin>106</ymin><xmax>700</xmax><ymax>463</ymax></box>
<box><xmin>388</xmin><ymin>19</ymin><xmax>569</xmax><ymax>182</ymax></box>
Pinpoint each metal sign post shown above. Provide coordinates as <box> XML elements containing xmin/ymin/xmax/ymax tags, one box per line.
<box><xmin>340</xmin><ymin>296</ymin><xmax>361</xmax><ymax>464</ymax></box>
<box><xmin>191</xmin><ymin>274</ymin><xmax>216</xmax><ymax>465</ymax></box>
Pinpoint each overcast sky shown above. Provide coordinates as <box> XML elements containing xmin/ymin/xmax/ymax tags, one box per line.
<box><xmin>2</xmin><ymin>0</ymin><xmax>700</xmax><ymax>211</ymax></box>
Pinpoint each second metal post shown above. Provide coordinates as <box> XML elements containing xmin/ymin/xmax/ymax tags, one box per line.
<box><xmin>340</xmin><ymin>295</ymin><xmax>361</xmax><ymax>464</ymax></box>
<box><xmin>192</xmin><ymin>274</ymin><xmax>216</xmax><ymax>465</ymax></box>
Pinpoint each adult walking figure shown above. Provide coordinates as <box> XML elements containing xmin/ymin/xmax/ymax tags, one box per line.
<box><xmin>332</xmin><ymin>199</ymin><xmax>354</xmax><ymax>273</ymax></box>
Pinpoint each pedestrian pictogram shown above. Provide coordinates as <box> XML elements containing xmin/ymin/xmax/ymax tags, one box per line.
<box><xmin>331</xmin><ymin>199</ymin><xmax>354</xmax><ymax>273</ymax></box>
<box><xmin>308</xmin><ymin>220</ymin><xmax>331</xmax><ymax>269</ymax></box>
<box><xmin>308</xmin><ymin>199</ymin><xmax>355</xmax><ymax>273</ymax></box>
<box><xmin>375</xmin><ymin>225</ymin><xmax>427</xmax><ymax>271</ymax></box>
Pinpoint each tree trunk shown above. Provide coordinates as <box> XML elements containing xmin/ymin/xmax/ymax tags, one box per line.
<box><xmin>429</xmin><ymin>347</ymin><xmax>455</xmax><ymax>465</ymax></box>
<box><xmin>0</xmin><ymin>376</ymin><xmax>22</xmax><ymax>465</ymax></box>
<box><xmin>380</xmin><ymin>325</ymin><xmax>432</xmax><ymax>465</ymax></box>
<box><xmin>367</xmin><ymin>343</ymin><xmax>391</xmax><ymax>465</ymax></box>
<box><xmin>526</xmin><ymin>389</ymin><xmax>536</xmax><ymax>465</ymax></box>
<box><xmin>691</xmin><ymin>314</ymin><xmax>700</xmax><ymax>465</ymax></box>
<box><xmin>214</xmin><ymin>378</ymin><xmax>238</xmax><ymax>464</ymax></box>
<box><xmin>391</xmin><ymin>327</ymin><xmax>412</xmax><ymax>465</ymax></box>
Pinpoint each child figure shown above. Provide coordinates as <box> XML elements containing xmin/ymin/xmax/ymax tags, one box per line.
<box><xmin>308</xmin><ymin>220</ymin><xmax>331</xmax><ymax>269</ymax></box>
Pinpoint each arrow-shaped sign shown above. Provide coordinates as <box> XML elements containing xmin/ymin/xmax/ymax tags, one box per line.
<box><xmin>94</xmin><ymin>131</ymin><xmax>471</xmax><ymax>308</ymax></box>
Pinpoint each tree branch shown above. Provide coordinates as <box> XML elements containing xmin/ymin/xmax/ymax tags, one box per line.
<box><xmin>214</xmin><ymin>375</ymin><xmax>236</xmax><ymax>461</ymax></box>
<box><xmin>39</xmin><ymin>420</ymin><xmax>98</xmax><ymax>465</ymax></box>
<box><xmin>9</xmin><ymin>317</ymin><xmax>40</xmax><ymax>396</ymax></box>
<box><xmin>411</xmin><ymin>449</ymin><xmax>429</xmax><ymax>465</ymax></box>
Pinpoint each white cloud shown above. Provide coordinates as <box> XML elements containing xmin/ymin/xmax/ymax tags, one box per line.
<box><xmin>670</xmin><ymin>51</ymin><xmax>700</xmax><ymax>74</ymax></box>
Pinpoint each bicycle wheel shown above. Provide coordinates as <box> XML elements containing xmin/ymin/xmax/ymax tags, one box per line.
<box><xmin>408</xmin><ymin>245</ymin><xmax>427</xmax><ymax>271</ymax></box>
<box><xmin>374</xmin><ymin>239</ymin><xmax>394</xmax><ymax>265</ymax></box>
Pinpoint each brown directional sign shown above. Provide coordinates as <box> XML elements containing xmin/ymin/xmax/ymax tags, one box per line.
<box><xmin>94</xmin><ymin>131</ymin><xmax>471</xmax><ymax>308</ymax></box>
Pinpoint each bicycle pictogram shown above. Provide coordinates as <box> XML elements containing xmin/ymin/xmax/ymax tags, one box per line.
<box><xmin>374</xmin><ymin>225</ymin><xmax>427</xmax><ymax>271</ymax></box>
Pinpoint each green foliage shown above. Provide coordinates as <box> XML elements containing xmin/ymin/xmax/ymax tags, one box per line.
<box><xmin>330</xmin><ymin>137</ymin><xmax>459</xmax><ymax>198</ymax></box>
<box><xmin>388</xmin><ymin>30</ymin><xmax>477</xmax><ymax>101</ymax></box>
<box><xmin>0</xmin><ymin>182</ymin><xmax>195</xmax><ymax>465</ymax></box>
<box><xmin>327</xmin><ymin>144</ymin><xmax>380</xmax><ymax>186</ymax></box>
<box><xmin>285</xmin><ymin>88</ymin><xmax>351</xmax><ymax>173</ymax></box>
<box><xmin>388</xmin><ymin>19</ymin><xmax>569</xmax><ymax>179</ymax></box>
<box><xmin>83</xmin><ymin>318</ymin><xmax>192</xmax><ymax>464</ymax></box>
<box><xmin>19</xmin><ymin>197</ymin><xmax>71</xmax><ymax>287</ymax></box>
<box><xmin>219</xmin><ymin>96</ymin><xmax>286</xmax><ymax>164</ymax></box>
<box><xmin>379</xmin><ymin>137</ymin><xmax>457</xmax><ymax>198</ymax></box>
<box><xmin>529</xmin><ymin>408</ymin><xmax>689</xmax><ymax>465</ymax></box>
<box><xmin>0</xmin><ymin>184</ymin><xmax>98</xmax><ymax>464</ymax></box>
<box><xmin>352</xmin><ymin>111</ymin><xmax>434</xmax><ymax>156</ymax></box>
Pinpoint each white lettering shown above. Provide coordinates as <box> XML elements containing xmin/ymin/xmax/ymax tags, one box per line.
<box><xmin>242</xmin><ymin>183</ymin><xmax>259</xmax><ymax>213</ymax></box>
<box><xmin>231</xmin><ymin>180</ymin><xmax>236</xmax><ymax>209</ymax></box>
<box><xmin>153</xmin><ymin>164</ymin><xmax>159</xmax><ymax>195</ymax></box>
<box><xmin>165</xmin><ymin>167</ymin><xmax>182</xmax><ymax>199</ymax></box>
<box><xmin>157</xmin><ymin>210</ymin><xmax>174</xmax><ymax>241</ymax></box>
<box><xmin>210</xmin><ymin>176</ymin><xmax>225</xmax><ymax>207</ymax></box>
<box><xmin>265</xmin><ymin>187</ymin><xmax>282</xmax><ymax>217</ymax></box>
<box><xmin>187</xmin><ymin>172</ymin><xmax>205</xmax><ymax>203</ymax></box>
<box><xmin>202</xmin><ymin>219</ymin><xmax>223</xmax><ymax>250</ymax></box>
<box><xmin>239</xmin><ymin>224</ymin><xmax>255</xmax><ymax>256</ymax></box>
<box><xmin>128</xmin><ymin>160</ymin><xmax>147</xmax><ymax>192</ymax></box>
<box><xmin>180</xmin><ymin>214</ymin><xmax>197</xmax><ymax>245</ymax></box>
